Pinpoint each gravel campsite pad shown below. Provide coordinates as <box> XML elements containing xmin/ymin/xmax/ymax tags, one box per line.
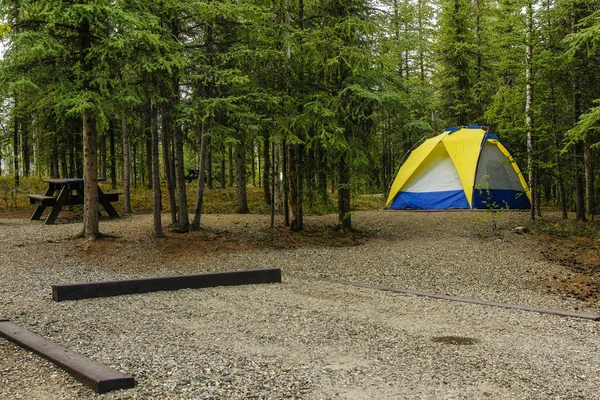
<box><xmin>1</xmin><ymin>211</ymin><xmax>599</xmax><ymax>399</ymax></box>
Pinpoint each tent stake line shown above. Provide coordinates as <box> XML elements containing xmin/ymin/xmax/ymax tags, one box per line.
<box><xmin>52</xmin><ymin>268</ymin><xmax>282</xmax><ymax>302</ymax></box>
<box><xmin>329</xmin><ymin>280</ymin><xmax>600</xmax><ymax>321</ymax></box>
<box><xmin>0</xmin><ymin>319</ymin><xmax>135</xmax><ymax>394</ymax></box>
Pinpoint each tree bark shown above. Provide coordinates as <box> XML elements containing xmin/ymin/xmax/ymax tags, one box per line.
<box><xmin>81</xmin><ymin>110</ymin><xmax>100</xmax><ymax>240</ymax></box>
<box><xmin>251</xmin><ymin>139</ymin><xmax>256</xmax><ymax>187</ymax></box>
<box><xmin>274</xmin><ymin>143</ymin><xmax>283</xmax><ymax>214</ymax></box>
<box><xmin>525</xmin><ymin>0</ymin><xmax>535</xmax><ymax>220</ymax></box>
<box><xmin>22</xmin><ymin>121</ymin><xmax>30</xmax><ymax>177</ymax></box>
<box><xmin>282</xmin><ymin>141</ymin><xmax>289</xmax><ymax>226</ymax></box>
<box><xmin>575</xmin><ymin>170</ymin><xmax>586</xmax><ymax>221</ymax></box>
<box><xmin>235</xmin><ymin>135</ymin><xmax>249</xmax><ymax>214</ymax></box>
<box><xmin>79</xmin><ymin>16</ymin><xmax>100</xmax><ymax>240</ymax></box>
<box><xmin>121</xmin><ymin>116</ymin><xmax>132</xmax><ymax>214</ymax></box>
<box><xmin>583</xmin><ymin>137</ymin><xmax>594</xmax><ymax>214</ymax></box>
<box><xmin>287</xmin><ymin>143</ymin><xmax>299</xmax><ymax>230</ymax></box>
<box><xmin>192</xmin><ymin>127</ymin><xmax>209</xmax><ymax>229</ymax></box>
<box><xmin>206</xmin><ymin>137</ymin><xmax>213</xmax><ymax>190</ymax></box>
<box><xmin>151</xmin><ymin>102</ymin><xmax>165</xmax><ymax>237</ymax></box>
<box><xmin>174</xmin><ymin>124</ymin><xmax>189</xmax><ymax>230</ymax></box>
<box><xmin>145</xmin><ymin>101</ymin><xmax>153</xmax><ymax>189</ymax></box>
<box><xmin>99</xmin><ymin>134</ymin><xmax>107</xmax><ymax>180</ymax></box>
<box><xmin>338</xmin><ymin>152</ymin><xmax>352</xmax><ymax>232</ymax></box>
<box><xmin>109</xmin><ymin>121</ymin><xmax>116</xmax><ymax>188</ymax></box>
<box><xmin>13</xmin><ymin>115</ymin><xmax>19</xmax><ymax>187</ymax></box>
<box><xmin>161</xmin><ymin>104</ymin><xmax>178</xmax><ymax>226</ymax></box>
<box><xmin>228</xmin><ymin>144</ymin><xmax>234</xmax><ymax>187</ymax></box>
<box><xmin>263</xmin><ymin>132</ymin><xmax>271</xmax><ymax>205</ymax></box>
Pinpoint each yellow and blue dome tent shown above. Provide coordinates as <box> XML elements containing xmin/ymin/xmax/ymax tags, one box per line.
<box><xmin>385</xmin><ymin>126</ymin><xmax>531</xmax><ymax>210</ymax></box>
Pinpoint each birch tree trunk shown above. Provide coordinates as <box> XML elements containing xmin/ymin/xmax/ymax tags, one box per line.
<box><xmin>525</xmin><ymin>0</ymin><xmax>536</xmax><ymax>220</ymax></box>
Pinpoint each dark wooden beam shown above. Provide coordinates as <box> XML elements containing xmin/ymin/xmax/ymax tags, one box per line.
<box><xmin>52</xmin><ymin>268</ymin><xmax>282</xmax><ymax>302</ymax></box>
<box><xmin>330</xmin><ymin>280</ymin><xmax>600</xmax><ymax>321</ymax></box>
<box><xmin>0</xmin><ymin>319</ymin><xmax>135</xmax><ymax>393</ymax></box>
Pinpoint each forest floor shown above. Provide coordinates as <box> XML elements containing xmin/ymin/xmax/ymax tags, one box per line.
<box><xmin>2</xmin><ymin>203</ymin><xmax>599</xmax><ymax>308</ymax></box>
<box><xmin>1</xmin><ymin>201</ymin><xmax>600</xmax><ymax>399</ymax></box>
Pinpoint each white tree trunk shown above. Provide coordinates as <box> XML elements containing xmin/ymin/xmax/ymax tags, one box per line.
<box><xmin>525</xmin><ymin>0</ymin><xmax>535</xmax><ymax>220</ymax></box>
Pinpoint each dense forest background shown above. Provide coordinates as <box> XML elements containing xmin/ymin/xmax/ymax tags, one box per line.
<box><xmin>0</xmin><ymin>0</ymin><xmax>599</xmax><ymax>236</ymax></box>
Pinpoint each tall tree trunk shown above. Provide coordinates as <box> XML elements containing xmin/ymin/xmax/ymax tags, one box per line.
<box><xmin>571</xmin><ymin>6</ymin><xmax>586</xmax><ymax>221</ymax></box>
<box><xmin>575</xmin><ymin>169</ymin><xmax>586</xmax><ymax>221</ymax></box>
<box><xmin>162</xmin><ymin>104</ymin><xmax>178</xmax><ymax>226</ymax></box>
<box><xmin>22</xmin><ymin>121</ymin><xmax>29</xmax><ymax>177</ymax></box>
<box><xmin>109</xmin><ymin>122</ymin><xmax>117</xmax><ymax>188</ymax></box>
<box><xmin>555</xmin><ymin>130</ymin><xmax>568</xmax><ymax>219</ymax></box>
<box><xmin>121</xmin><ymin>116</ymin><xmax>132</xmax><ymax>214</ymax></box>
<box><xmin>82</xmin><ymin>110</ymin><xmax>100</xmax><ymax>239</ymax></box>
<box><xmin>78</xmin><ymin>16</ymin><xmax>101</xmax><ymax>240</ymax></box>
<box><xmin>287</xmin><ymin>143</ymin><xmax>299</xmax><ymax>230</ymax></box>
<box><xmin>68</xmin><ymin>132</ymin><xmax>76</xmax><ymax>177</ymax></box>
<box><xmin>338</xmin><ymin>152</ymin><xmax>352</xmax><ymax>232</ymax></box>
<box><xmin>13</xmin><ymin>115</ymin><xmax>19</xmax><ymax>187</ymax></box>
<box><xmin>263</xmin><ymin>132</ymin><xmax>271</xmax><ymax>205</ymax></box>
<box><xmin>583</xmin><ymin>137</ymin><xmax>594</xmax><ymax>214</ymax></box>
<box><xmin>317</xmin><ymin>145</ymin><xmax>328</xmax><ymax>205</ymax></box>
<box><xmin>220</xmin><ymin>146</ymin><xmax>226</xmax><ymax>189</ymax></box>
<box><xmin>52</xmin><ymin>135</ymin><xmax>59</xmax><ymax>179</ymax></box>
<box><xmin>99</xmin><ymin>134</ymin><xmax>107</xmax><ymax>179</ymax></box>
<box><xmin>145</xmin><ymin>102</ymin><xmax>153</xmax><ymax>189</ymax></box>
<box><xmin>207</xmin><ymin>137</ymin><xmax>213</xmax><ymax>190</ymax></box>
<box><xmin>174</xmin><ymin>124</ymin><xmax>189</xmax><ymax>230</ymax></box>
<box><xmin>192</xmin><ymin>126</ymin><xmax>210</xmax><ymax>229</ymax></box>
<box><xmin>235</xmin><ymin>135</ymin><xmax>249</xmax><ymax>214</ymax></box>
<box><xmin>525</xmin><ymin>0</ymin><xmax>535</xmax><ymax>220</ymax></box>
<box><xmin>271</xmin><ymin>141</ymin><xmax>276</xmax><ymax>228</ymax></box>
<box><xmin>417</xmin><ymin>0</ymin><xmax>425</xmax><ymax>82</ymax></box>
<box><xmin>251</xmin><ymin>139</ymin><xmax>256</xmax><ymax>187</ymax></box>
<box><xmin>274</xmin><ymin>143</ymin><xmax>283</xmax><ymax>214</ymax></box>
<box><xmin>228</xmin><ymin>144</ymin><xmax>234</xmax><ymax>187</ymax></box>
<box><xmin>282</xmin><ymin>141</ymin><xmax>289</xmax><ymax>226</ymax></box>
<box><xmin>151</xmin><ymin>102</ymin><xmax>165</xmax><ymax>237</ymax></box>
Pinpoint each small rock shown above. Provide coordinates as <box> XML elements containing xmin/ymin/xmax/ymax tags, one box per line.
<box><xmin>514</xmin><ymin>226</ymin><xmax>529</xmax><ymax>234</ymax></box>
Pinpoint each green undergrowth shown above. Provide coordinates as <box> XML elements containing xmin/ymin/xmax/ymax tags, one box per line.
<box><xmin>533</xmin><ymin>214</ymin><xmax>600</xmax><ymax>241</ymax></box>
<box><xmin>0</xmin><ymin>175</ymin><xmax>384</xmax><ymax>216</ymax></box>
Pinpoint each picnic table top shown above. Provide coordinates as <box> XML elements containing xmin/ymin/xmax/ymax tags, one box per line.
<box><xmin>43</xmin><ymin>178</ymin><xmax>107</xmax><ymax>184</ymax></box>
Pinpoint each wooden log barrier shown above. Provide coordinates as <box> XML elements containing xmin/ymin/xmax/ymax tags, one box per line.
<box><xmin>52</xmin><ymin>268</ymin><xmax>282</xmax><ymax>302</ymax></box>
<box><xmin>330</xmin><ymin>280</ymin><xmax>600</xmax><ymax>321</ymax></box>
<box><xmin>0</xmin><ymin>318</ymin><xmax>135</xmax><ymax>393</ymax></box>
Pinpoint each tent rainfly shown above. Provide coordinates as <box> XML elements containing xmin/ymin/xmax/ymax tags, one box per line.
<box><xmin>385</xmin><ymin>126</ymin><xmax>531</xmax><ymax>210</ymax></box>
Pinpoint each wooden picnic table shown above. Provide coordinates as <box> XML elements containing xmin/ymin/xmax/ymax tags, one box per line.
<box><xmin>28</xmin><ymin>178</ymin><xmax>120</xmax><ymax>225</ymax></box>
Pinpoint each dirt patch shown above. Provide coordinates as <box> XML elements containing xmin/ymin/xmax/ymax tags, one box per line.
<box><xmin>70</xmin><ymin>223</ymin><xmax>368</xmax><ymax>273</ymax></box>
<box><xmin>539</xmin><ymin>233</ymin><xmax>600</xmax><ymax>304</ymax></box>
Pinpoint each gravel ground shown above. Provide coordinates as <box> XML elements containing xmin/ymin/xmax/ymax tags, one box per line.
<box><xmin>1</xmin><ymin>210</ymin><xmax>599</xmax><ymax>399</ymax></box>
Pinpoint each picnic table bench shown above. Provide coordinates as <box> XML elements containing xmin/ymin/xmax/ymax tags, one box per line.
<box><xmin>28</xmin><ymin>178</ymin><xmax>121</xmax><ymax>225</ymax></box>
